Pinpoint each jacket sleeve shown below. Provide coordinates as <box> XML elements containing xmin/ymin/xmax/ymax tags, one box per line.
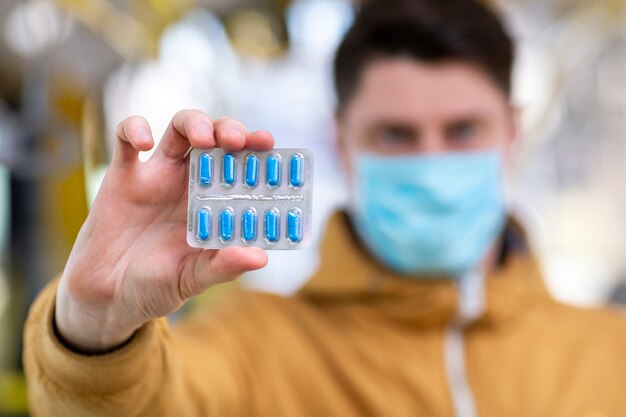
<box><xmin>23</xmin><ymin>278</ymin><xmax>256</xmax><ymax>417</ymax></box>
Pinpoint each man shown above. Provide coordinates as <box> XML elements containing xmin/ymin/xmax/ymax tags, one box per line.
<box><xmin>24</xmin><ymin>0</ymin><xmax>626</xmax><ymax>416</ymax></box>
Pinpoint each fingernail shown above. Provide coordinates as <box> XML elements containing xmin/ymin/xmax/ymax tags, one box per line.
<box><xmin>196</xmin><ymin>122</ymin><xmax>213</xmax><ymax>139</ymax></box>
<box><xmin>226</xmin><ymin>126</ymin><xmax>245</xmax><ymax>140</ymax></box>
<box><xmin>137</xmin><ymin>128</ymin><xmax>150</xmax><ymax>141</ymax></box>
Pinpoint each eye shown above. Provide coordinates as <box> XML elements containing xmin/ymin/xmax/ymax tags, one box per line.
<box><xmin>446</xmin><ymin>120</ymin><xmax>479</xmax><ymax>144</ymax></box>
<box><xmin>373</xmin><ymin>125</ymin><xmax>416</xmax><ymax>149</ymax></box>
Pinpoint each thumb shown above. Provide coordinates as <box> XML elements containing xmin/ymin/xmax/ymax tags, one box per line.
<box><xmin>179</xmin><ymin>247</ymin><xmax>268</xmax><ymax>299</ymax></box>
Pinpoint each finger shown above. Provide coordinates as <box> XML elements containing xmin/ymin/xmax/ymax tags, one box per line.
<box><xmin>213</xmin><ymin>117</ymin><xmax>247</xmax><ymax>152</ymax></box>
<box><xmin>244</xmin><ymin>130</ymin><xmax>275</xmax><ymax>151</ymax></box>
<box><xmin>179</xmin><ymin>247</ymin><xmax>268</xmax><ymax>299</ymax></box>
<box><xmin>113</xmin><ymin>116</ymin><xmax>154</xmax><ymax>166</ymax></box>
<box><xmin>152</xmin><ymin>109</ymin><xmax>216</xmax><ymax>163</ymax></box>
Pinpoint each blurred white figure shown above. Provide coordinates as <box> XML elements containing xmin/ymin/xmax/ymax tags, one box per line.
<box><xmin>3</xmin><ymin>0</ymin><xmax>74</xmax><ymax>58</ymax></box>
<box><xmin>507</xmin><ymin>3</ymin><xmax>626</xmax><ymax>306</ymax></box>
<box><xmin>287</xmin><ymin>0</ymin><xmax>355</xmax><ymax>62</ymax></box>
<box><xmin>104</xmin><ymin>9</ymin><xmax>240</xmax><ymax>158</ymax></box>
<box><xmin>97</xmin><ymin>9</ymin><xmax>241</xmax><ymax>204</ymax></box>
<box><xmin>239</xmin><ymin>0</ymin><xmax>354</xmax><ymax>294</ymax></box>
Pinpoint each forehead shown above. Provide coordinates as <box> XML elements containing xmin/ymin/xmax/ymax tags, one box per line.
<box><xmin>347</xmin><ymin>57</ymin><xmax>507</xmax><ymax>122</ymax></box>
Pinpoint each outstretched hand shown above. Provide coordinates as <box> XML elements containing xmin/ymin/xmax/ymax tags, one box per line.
<box><xmin>55</xmin><ymin>110</ymin><xmax>274</xmax><ymax>352</ymax></box>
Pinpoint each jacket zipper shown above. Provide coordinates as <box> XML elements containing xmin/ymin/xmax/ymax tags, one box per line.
<box><xmin>443</xmin><ymin>270</ymin><xmax>485</xmax><ymax>417</ymax></box>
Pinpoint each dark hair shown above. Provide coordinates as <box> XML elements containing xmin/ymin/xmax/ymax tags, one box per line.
<box><xmin>333</xmin><ymin>0</ymin><xmax>514</xmax><ymax>110</ymax></box>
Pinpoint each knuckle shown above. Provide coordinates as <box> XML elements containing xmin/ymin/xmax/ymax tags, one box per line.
<box><xmin>225</xmin><ymin>117</ymin><xmax>245</xmax><ymax>129</ymax></box>
<box><xmin>173</xmin><ymin>109</ymin><xmax>213</xmax><ymax>134</ymax></box>
<box><xmin>222</xmin><ymin>123</ymin><xmax>247</xmax><ymax>138</ymax></box>
<box><xmin>131</xmin><ymin>115</ymin><xmax>148</xmax><ymax>125</ymax></box>
<box><xmin>175</xmin><ymin>108</ymin><xmax>207</xmax><ymax>120</ymax></box>
<box><xmin>173</xmin><ymin>109</ymin><xmax>189</xmax><ymax>119</ymax></box>
<box><xmin>117</xmin><ymin>115</ymin><xmax>145</xmax><ymax>137</ymax></box>
<box><xmin>115</xmin><ymin>120</ymin><xmax>126</xmax><ymax>137</ymax></box>
<box><xmin>217</xmin><ymin>116</ymin><xmax>243</xmax><ymax>127</ymax></box>
<box><xmin>123</xmin><ymin>115</ymin><xmax>141</xmax><ymax>126</ymax></box>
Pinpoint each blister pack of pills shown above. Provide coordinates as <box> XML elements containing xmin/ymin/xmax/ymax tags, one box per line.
<box><xmin>187</xmin><ymin>148</ymin><xmax>313</xmax><ymax>250</ymax></box>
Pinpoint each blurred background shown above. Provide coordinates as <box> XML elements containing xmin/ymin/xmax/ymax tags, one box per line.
<box><xmin>1</xmin><ymin>0</ymin><xmax>626</xmax><ymax>414</ymax></box>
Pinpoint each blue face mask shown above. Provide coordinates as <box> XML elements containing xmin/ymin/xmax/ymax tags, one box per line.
<box><xmin>350</xmin><ymin>150</ymin><xmax>507</xmax><ymax>278</ymax></box>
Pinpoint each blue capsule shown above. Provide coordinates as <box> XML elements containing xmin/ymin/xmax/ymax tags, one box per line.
<box><xmin>266</xmin><ymin>154</ymin><xmax>281</xmax><ymax>187</ymax></box>
<box><xmin>197</xmin><ymin>209</ymin><xmax>211</xmax><ymax>240</ymax></box>
<box><xmin>223</xmin><ymin>154</ymin><xmax>236</xmax><ymax>185</ymax></box>
<box><xmin>198</xmin><ymin>153</ymin><xmax>212</xmax><ymax>186</ymax></box>
<box><xmin>220</xmin><ymin>209</ymin><xmax>234</xmax><ymax>241</ymax></box>
<box><xmin>264</xmin><ymin>209</ymin><xmax>280</xmax><ymax>243</ymax></box>
<box><xmin>242</xmin><ymin>209</ymin><xmax>257</xmax><ymax>242</ymax></box>
<box><xmin>287</xmin><ymin>209</ymin><xmax>302</xmax><ymax>243</ymax></box>
<box><xmin>289</xmin><ymin>154</ymin><xmax>303</xmax><ymax>187</ymax></box>
<box><xmin>245</xmin><ymin>155</ymin><xmax>259</xmax><ymax>187</ymax></box>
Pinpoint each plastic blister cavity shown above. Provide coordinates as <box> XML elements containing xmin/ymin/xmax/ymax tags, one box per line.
<box><xmin>187</xmin><ymin>148</ymin><xmax>313</xmax><ymax>250</ymax></box>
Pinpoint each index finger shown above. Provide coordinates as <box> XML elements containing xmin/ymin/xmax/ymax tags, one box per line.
<box><xmin>213</xmin><ymin>118</ymin><xmax>275</xmax><ymax>152</ymax></box>
<box><xmin>152</xmin><ymin>110</ymin><xmax>216</xmax><ymax>163</ymax></box>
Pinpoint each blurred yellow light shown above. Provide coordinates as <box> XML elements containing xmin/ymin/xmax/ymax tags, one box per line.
<box><xmin>0</xmin><ymin>372</ymin><xmax>28</xmax><ymax>414</ymax></box>
<box><xmin>226</xmin><ymin>10</ymin><xmax>285</xmax><ymax>58</ymax></box>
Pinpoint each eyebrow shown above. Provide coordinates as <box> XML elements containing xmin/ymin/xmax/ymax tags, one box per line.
<box><xmin>444</xmin><ymin>115</ymin><xmax>485</xmax><ymax>127</ymax></box>
<box><xmin>365</xmin><ymin>121</ymin><xmax>418</xmax><ymax>137</ymax></box>
<box><xmin>367</xmin><ymin>119</ymin><xmax>417</xmax><ymax>131</ymax></box>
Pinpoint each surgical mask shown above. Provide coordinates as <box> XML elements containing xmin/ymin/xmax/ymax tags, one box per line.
<box><xmin>349</xmin><ymin>150</ymin><xmax>506</xmax><ymax>278</ymax></box>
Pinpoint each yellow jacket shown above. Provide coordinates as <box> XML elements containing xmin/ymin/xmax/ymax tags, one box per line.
<box><xmin>24</xmin><ymin>212</ymin><xmax>626</xmax><ymax>416</ymax></box>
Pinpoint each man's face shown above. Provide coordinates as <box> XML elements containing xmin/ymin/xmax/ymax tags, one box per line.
<box><xmin>337</xmin><ymin>57</ymin><xmax>517</xmax><ymax>171</ymax></box>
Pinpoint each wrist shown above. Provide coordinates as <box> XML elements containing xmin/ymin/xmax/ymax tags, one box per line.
<box><xmin>54</xmin><ymin>280</ymin><xmax>140</xmax><ymax>353</ymax></box>
<box><xmin>53</xmin><ymin>309</ymin><xmax>137</xmax><ymax>354</ymax></box>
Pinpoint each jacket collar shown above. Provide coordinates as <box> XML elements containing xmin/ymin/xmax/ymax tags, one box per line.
<box><xmin>298</xmin><ymin>211</ymin><xmax>552</xmax><ymax>327</ymax></box>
